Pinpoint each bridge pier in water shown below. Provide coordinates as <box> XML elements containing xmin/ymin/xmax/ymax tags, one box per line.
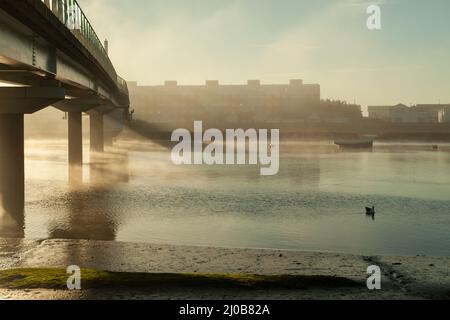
<box><xmin>55</xmin><ymin>98</ymin><xmax>111</xmax><ymax>184</ymax></box>
<box><xmin>0</xmin><ymin>114</ymin><xmax>24</xmax><ymax>237</ymax></box>
<box><xmin>89</xmin><ymin>111</ymin><xmax>104</xmax><ymax>153</ymax></box>
<box><xmin>68</xmin><ymin>112</ymin><xmax>83</xmax><ymax>185</ymax></box>
<box><xmin>88</xmin><ymin>105</ymin><xmax>116</xmax><ymax>153</ymax></box>
<box><xmin>0</xmin><ymin>86</ymin><xmax>65</xmax><ymax>237</ymax></box>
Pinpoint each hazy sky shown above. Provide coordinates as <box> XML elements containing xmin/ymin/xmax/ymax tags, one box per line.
<box><xmin>78</xmin><ymin>0</ymin><xmax>450</xmax><ymax>110</ymax></box>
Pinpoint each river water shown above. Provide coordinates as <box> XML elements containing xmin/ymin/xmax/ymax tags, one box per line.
<box><xmin>6</xmin><ymin>140</ymin><xmax>450</xmax><ymax>257</ymax></box>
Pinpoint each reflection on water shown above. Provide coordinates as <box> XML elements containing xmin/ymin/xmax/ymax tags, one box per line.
<box><xmin>47</xmin><ymin>150</ymin><xmax>130</xmax><ymax>241</ymax></box>
<box><xmin>2</xmin><ymin>140</ymin><xmax>450</xmax><ymax>257</ymax></box>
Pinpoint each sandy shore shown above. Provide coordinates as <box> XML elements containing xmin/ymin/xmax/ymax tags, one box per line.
<box><xmin>0</xmin><ymin>238</ymin><xmax>448</xmax><ymax>300</ymax></box>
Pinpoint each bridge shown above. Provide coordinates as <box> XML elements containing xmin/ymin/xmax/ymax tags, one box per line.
<box><xmin>0</xmin><ymin>0</ymin><xmax>129</xmax><ymax>222</ymax></box>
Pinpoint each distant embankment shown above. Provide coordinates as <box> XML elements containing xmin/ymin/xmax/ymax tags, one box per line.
<box><xmin>121</xmin><ymin>119</ymin><xmax>450</xmax><ymax>142</ymax></box>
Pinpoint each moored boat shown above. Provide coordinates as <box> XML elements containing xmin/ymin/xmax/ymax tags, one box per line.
<box><xmin>334</xmin><ymin>139</ymin><xmax>374</xmax><ymax>149</ymax></box>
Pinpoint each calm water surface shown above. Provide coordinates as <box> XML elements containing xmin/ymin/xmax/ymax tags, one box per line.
<box><xmin>17</xmin><ymin>140</ymin><xmax>450</xmax><ymax>257</ymax></box>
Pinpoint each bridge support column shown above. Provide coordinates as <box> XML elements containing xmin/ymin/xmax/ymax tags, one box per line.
<box><xmin>0</xmin><ymin>86</ymin><xmax>64</xmax><ymax>237</ymax></box>
<box><xmin>0</xmin><ymin>114</ymin><xmax>24</xmax><ymax>237</ymax></box>
<box><xmin>90</xmin><ymin>111</ymin><xmax>104</xmax><ymax>153</ymax></box>
<box><xmin>68</xmin><ymin>112</ymin><xmax>83</xmax><ymax>185</ymax></box>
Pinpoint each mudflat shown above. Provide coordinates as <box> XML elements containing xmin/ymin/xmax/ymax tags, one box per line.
<box><xmin>0</xmin><ymin>238</ymin><xmax>448</xmax><ymax>300</ymax></box>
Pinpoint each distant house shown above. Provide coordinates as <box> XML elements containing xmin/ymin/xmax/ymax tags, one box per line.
<box><xmin>368</xmin><ymin>104</ymin><xmax>450</xmax><ymax>123</ymax></box>
<box><xmin>368</xmin><ymin>104</ymin><xmax>408</xmax><ymax>122</ymax></box>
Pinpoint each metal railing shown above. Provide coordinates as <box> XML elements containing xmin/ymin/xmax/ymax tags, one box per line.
<box><xmin>41</xmin><ymin>0</ymin><xmax>128</xmax><ymax>95</ymax></box>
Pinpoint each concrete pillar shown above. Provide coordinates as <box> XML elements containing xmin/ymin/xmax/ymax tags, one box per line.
<box><xmin>0</xmin><ymin>86</ymin><xmax>65</xmax><ymax>237</ymax></box>
<box><xmin>68</xmin><ymin>112</ymin><xmax>83</xmax><ymax>185</ymax></box>
<box><xmin>0</xmin><ymin>114</ymin><xmax>24</xmax><ymax>237</ymax></box>
<box><xmin>90</xmin><ymin>112</ymin><xmax>104</xmax><ymax>153</ymax></box>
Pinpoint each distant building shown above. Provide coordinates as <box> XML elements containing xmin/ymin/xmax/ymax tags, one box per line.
<box><xmin>368</xmin><ymin>104</ymin><xmax>450</xmax><ymax>123</ymax></box>
<box><xmin>128</xmin><ymin>80</ymin><xmax>361</xmax><ymax>130</ymax></box>
<box><xmin>128</xmin><ymin>80</ymin><xmax>321</xmax><ymax>128</ymax></box>
<box><xmin>368</xmin><ymin>104</ymin><xmax>406</xmax><ymax>122</ymax></box>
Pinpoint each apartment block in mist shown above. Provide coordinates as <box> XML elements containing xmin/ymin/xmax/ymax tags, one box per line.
<box><xmin>128</xmin><ymin>80</ymin><xmax>324</xmax><ymax>130</ymax></box>
<box><xmin>368</xmin><ymin>104</ymin><xmax>450</xmax><ymax>123</ymax></box>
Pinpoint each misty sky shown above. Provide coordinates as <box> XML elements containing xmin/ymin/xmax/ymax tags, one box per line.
<box><xmin>78</xmin><ymin>0</ymin><xmax>450</xmax><ymax>110</ymax></box>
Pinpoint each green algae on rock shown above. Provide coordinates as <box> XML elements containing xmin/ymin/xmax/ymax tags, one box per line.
<box><xmin>0</xmin><ymin>268</ymin><xmax>361</xmax><ymax>290</ymax></box>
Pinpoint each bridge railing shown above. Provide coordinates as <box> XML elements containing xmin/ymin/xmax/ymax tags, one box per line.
<box><xmin>41</xmin><ymin>0</ymin><xmax>128</xmax><ymax>96</ymax></box>
<box><xmin>117</xmin><ymin>75</ymin><xmax>129</xmax><ymax>95</ymax></box>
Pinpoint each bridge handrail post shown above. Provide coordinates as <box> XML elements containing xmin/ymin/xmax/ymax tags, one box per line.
<box><xmin>40</xmin><ymin>0</ymin><xmax>128</xmax><ymax>94</ymax></box>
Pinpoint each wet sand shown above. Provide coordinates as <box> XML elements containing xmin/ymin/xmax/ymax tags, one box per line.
<box><xmin>0</xmin><ymin>238</ymin><xmax>448</xmax><ymax>300</ymax></box>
